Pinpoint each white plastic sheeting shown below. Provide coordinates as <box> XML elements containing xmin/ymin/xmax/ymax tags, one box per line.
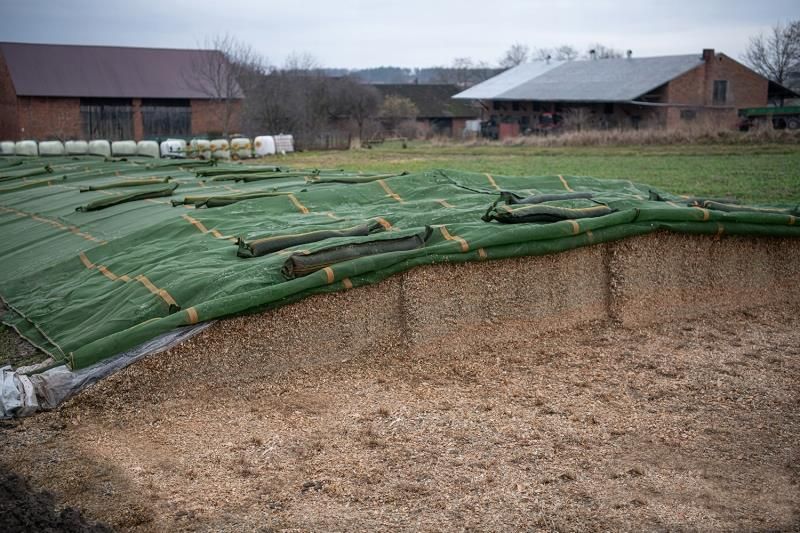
<box><xmin>1</xmin><ymin>141</ymin><xmax>15</xmax><ymax>155</ymax></box>
<box><xmin>161</xmin><ymin>138</ymin><xmax>187</xmax><ymax>158</ymax></box>
<box><xmin>39</xmin><ymin>140</ymin><xmax>66</xmax><ymax>156</ymax></box>
<box><xmin>210</xmin><ymin>138</ymin><xmax>230</xmax><ymax>160</ymax></box>
<box><xmin>14</xmin><ymin>140</ymin><xmax>38</xmax><ymax>156</ymax></box>
<box><xmin>88</xmin><ymin>140</ymin><xmax>111</xmax><ymax>157</ymax></box>
<box><xmin>112</xmin><ymin>140</ymin><xmax>138</xmax><ymax>156</ymax></box>
<box><xmin>231</xmin><ymin>137</ymin><xmax>252</xmax><ymax>159</ymax></box>
<box><xmin>65</xmin><ymin>140</ymin><xmax>89</xmax><ymax>155</ymax></box>
<box><xmin>137</xmin><ymin>140</ymin><xmax>160</xmax><ymax>158</ymax></box>
<box><xmin>254</xmin><ymin>135</ymin><xmax>276</xmax><ymax>157</ymax></box>
<box><xmin>1</xmin><ymin>366</ymin><xmax>39</xmax><ymax>418</ymax></box>
<box><xmin>1</xmin><ymin>322</ymin><xmax>213</xmax><ymax>418</ymax></box>
<box><xmin>190</xmin><ymin>139</ymin><xmax>211</xmax><ymax>159</ymax></box>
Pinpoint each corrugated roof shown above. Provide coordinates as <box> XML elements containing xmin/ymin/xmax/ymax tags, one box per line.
<box><xmin>0</xmin><ymin>42</ymin><xmax>243</xmax><ymax>99</ymax></box>
<box><xmin>374</xmin><ymin>84</ymin><xmax>479</xmax><ymax>118</ymax></box>
<box><xmin>453</xmin><ymin>61</ymin><xmax>563</xmax><ymax>100</ymax></box>
<box><xmin>454</xmin><ymin>54</ymin><xmax>705</xmax><ymax>102</ymax></box>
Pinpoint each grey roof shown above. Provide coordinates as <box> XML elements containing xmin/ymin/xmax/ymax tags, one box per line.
<box><xmin>0</xmin><ymin>42</ymin><xmax>243</xmax><ymax>99</ymax></box>
<box><xmin>455</xmin><ymin>54</ymin><xmax>705</xmax><ymax>102</ymax></box>
<box><xmin>453</xmin><ymin>61</ymin><xmax>562</xmax><ymax>100</ymax></box>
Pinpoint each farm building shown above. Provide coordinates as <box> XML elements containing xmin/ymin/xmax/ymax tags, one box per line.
<box><xmin>0</xmin><ymin>42</ymin><xmax>242</xmax><ymax>141</ymax></box>
<box><xmin>373</xmin><ymin>84</ymin><xmax>480</xmax><ymax>137</ymax></box>
<box><xmin>454</xmin><ymin>49</ymin><xmax>799</xmax><ymax>137</ymax></box>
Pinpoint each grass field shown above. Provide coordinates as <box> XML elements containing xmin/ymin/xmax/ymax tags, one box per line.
<box><xmin>281</xmin><ymin>141</ymin><xmax>800</xmax><ymax>204</ymax></box>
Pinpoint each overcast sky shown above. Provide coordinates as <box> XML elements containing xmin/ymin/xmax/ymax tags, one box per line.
<box><xmin>1</xmin><ymin>0</ymin><xmax>797</xmax><ymax>69</ymax></box>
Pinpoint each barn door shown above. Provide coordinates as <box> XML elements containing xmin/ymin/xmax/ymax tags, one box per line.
<box><xmin>80</xmin><ymin>99</ymin><xmax>134</xmax><ymax>141</ymax></box>
<box><xmin>141</xmin><ymin>99</ymin><xmax>191</xmax><ymax>138</ymax></box>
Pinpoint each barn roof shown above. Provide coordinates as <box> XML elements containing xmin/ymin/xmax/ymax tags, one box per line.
<box><xmin>374</xmin><ymin>84</ymin><xmax>479</xmax><ymax>118</ymax></box>
<box><xmin>0</xmin><ymin>42</ymin><xmax>243</xmax><ymax>99</ymax></box>
<box><xmin>452</xmin><ymin>61</ymin><xmax>563</xmax><ymax>100</ymax></box>
<box><xmin>454</xmin><ymin>54</ymin><xmax>705</xmax><ymax>102</ymax></box>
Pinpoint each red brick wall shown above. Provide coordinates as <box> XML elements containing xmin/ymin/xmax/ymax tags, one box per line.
<box><xmin>452</xmin><ymin>118</ymin><xmax>468</xmax><ymax>137</ymax></box>
<box><xmin>191</xmin><ymin>99</ymin><xmax>241</xmax><ymax>136</ymax></box>
<box><xmin>666</xmin><ymin>51</ymin><xmax>768</xmax><ymax>129</ymax></box>
<box><xmin>16</xmin><ymin>96</ymin><xmax>81</xmax><ymax>140</ymax></box>
<box><xmin>0</xmin><ymin>53</ymin><xmax>19</xmax><ymax>140</ymax></box>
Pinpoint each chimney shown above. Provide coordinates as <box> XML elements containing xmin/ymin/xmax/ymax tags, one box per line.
<box><xmin>702</xmin><ymin>48</ymin><xmax>714</xmax><ymax>62</ymax></box>
<box><xmin>626</xmin><ymin>50</ymin><xmax>632</xmax><ymax>59</ymax></box>
<box><xmin>589</xmin><ymin>49</ymin><xmax>596</xmax><ymax>60</ymax></box>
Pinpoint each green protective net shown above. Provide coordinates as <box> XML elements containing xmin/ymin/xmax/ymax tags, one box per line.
<box><xmin>1</xmin><ymin>156</ymin><xmax>798</xmax><ymax>370</ymax></box>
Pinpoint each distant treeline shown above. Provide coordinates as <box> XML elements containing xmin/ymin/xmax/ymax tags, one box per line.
<box><xmin>322</xmin><ymin>66</ymin><xmax>505</xmax><ymax>85</ymax></box>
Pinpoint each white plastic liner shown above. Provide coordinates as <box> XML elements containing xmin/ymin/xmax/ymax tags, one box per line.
<box><xmin>39</xmin><ymin>140</ymin><xmax>66</xmax><ymax>156</ymax></box>
<box><xmin>137</xmin><ymin>140</ymin><xmax>160</xmax><ymax>158</ymax></box>
<box><xmin>231</xmin><ymin>138</ymin><xmax>252</xmax><ymax>159</ymax></box>
<box><xmin>0</xmin><ymin>322</ymin><xmax>213</xmax><ymax>418</ymax></box>
<box><xmin>88</xmin><ymin>140</ymin><xmax>111</xmax><ymax>157</ymax></box>
<box><xmin>14</xmin><ymin>140</ymin><xmax>38</xmax><ymax>156</ymax></box>
<box><xmin>1</xmin><ymin>141</ymin><xmax>17</xmax><ymax>155</ymax></box>
<box><xmin>254</xmin><ymin>135</ymin><xmax>276</xmax><ymax>157</ymax></box>
<box><xmin>111</xmin><ymin>140</ymin><xmax>138</xmax><ymax>156</ymax></box>
<box><xmin>210</xmin><ymin>138</ymin><xmax>230</xmax><ymax>160</ymax></box>
<box><xmin>191</xmin><ymin>139</ymin><xmax>211</xmax><ymax>159</ymax></box>
<box><xmin>161</xmin><ymin>139</ymin><xmax>187</xmax><ymax>158</ymax></box>
<box><xmin>65</xmin><ymin>140</ymin><xmax>89</xmax><ymax>155</ymax></box>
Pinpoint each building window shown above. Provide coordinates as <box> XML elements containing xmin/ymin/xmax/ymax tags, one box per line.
<box><xmin>603</xmin><ymin>103</ymin><xmax>614</xmax><ymax>114</ymax></box>
<box><xmin>713</xmin><ymin>80</ymin><xmax>728</xmax><ymax>104</ymax></box>
<box><xmin>511</xmin><ymin>101</ymin><xmax>520</xmax><ymax>111</ymax></box>
<box><xmin>680</xmin><ymin>109</ymin><xmax>697</xmax><ymax>120</ymax></box>
<box><xmin>532</xmin><ymin>102</ymin><xmax>541</xmax><ymax>112</ymax></box>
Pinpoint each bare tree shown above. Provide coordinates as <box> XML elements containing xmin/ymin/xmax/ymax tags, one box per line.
<box><xmin>186</xmin><ymin>34</ymin><xmax>266</xmax><ymax>136</ymax></box>
<box><xmin>330</xmin><ymin>77</ymin><xmax>381</xmax><ymax>143</ymax></box>
<box><xmin>585</xmin><ymin>43</ymin><xmax>623</xmax><ymax>59</ymax></box>
<box><xmin>555</xmin><ymin>45</ymin><xmax>580</xmax><ymax>61</ymax></box>
<box><xmin>432</xmin><ymin>57</ymin><xmax>496</xmax><ymax>87</ymax></box>
<box><xmin>283</xmin><ymin>51</ymin><xmax>321</xmax><ymax>73</ymax></box>
<box><xmin>743</xmin><ymin>19</ymin><xmax>800</xmax><ymax>87</ymax></box>
<box><xmin>499</xmin><ymin>43</ymin><xmax>530</xmax><ymax>68</ymax></box>
<box><xmin>379</xmin><ymin>95</ymin><xmax>418</xmax><ymax>135</ymax></box>
<box><xmin>533</xmin><ymin>45</ymin><xmax>579</xmax><ymax>62</ymax></box>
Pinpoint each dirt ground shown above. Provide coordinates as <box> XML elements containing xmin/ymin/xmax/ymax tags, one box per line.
<box><xmin>1</xmin><ymin>302</ymin><xmax>798</xmax><ymax>532</ymax></box>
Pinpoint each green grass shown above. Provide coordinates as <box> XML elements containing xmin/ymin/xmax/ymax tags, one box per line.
<box><xmin>278</xmin><ymin>142</ymin><xmax>800</xmax><ymax>204</ymax></box>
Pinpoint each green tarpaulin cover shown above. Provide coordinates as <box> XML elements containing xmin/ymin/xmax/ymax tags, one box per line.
<box><xmin>1</xmin><ymin>156</ymin><xmax>798</xmax><ymax>370</ymax></box>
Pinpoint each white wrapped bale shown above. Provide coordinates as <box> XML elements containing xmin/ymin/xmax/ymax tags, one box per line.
<box><xmin>38</xmin><ymin>140</ymin><xmax>65</xmax><ymax>156</ymax></box>
<box><xmin>111</xmin><ymin>140</ymin><xmax>137</xmax><ymax>157</ymax></box>
<box><xmin>65</xmin><ymin>140</ymin><xmax>89</xmax><ymax>155</ymax></box>
<box><xmin>160</xmin><ymin>139</ymin><xmax>187</xmax><ymax>158</ymax></box>
<box><xmin>253</xmin><ymin>135</ymin><xmax>276</xmax><ymax>157</ymax></box>
<box><xmin>88</xmin><ymin>140</ymin><xmax>111</xmax><ymax>157</ymax></box>
<box><xmin>0</xmin><ymin>141</ymin><xmax>15</xmax><ymax>155</ymax></box>
<box><xmin>137</xmin><ymin>140</ymin><xmax>160</xmax><ymax>158</ymax></box>
<box><xmin>14</xmin><ymin>141</ymin><xmax>38</xmax><ymax>156</ymax></box>
<box><xmin>231</xmin><ymin>137</ymin><xmax>252</xmax><ymax>159</ymax></box>
<box><xmin>273</xmin><ymin>134</ymin><xmax>295</xmax><ymax>153</ymax></box>
<box><xmin>210</xmin><ymin>138</ymin><xmax>230</xmax><ymax>160</ymax></box>
<box><xmin>191</xmin><ymin>139</ymin><xmax>211</xmax><ymax>159</ymax></box>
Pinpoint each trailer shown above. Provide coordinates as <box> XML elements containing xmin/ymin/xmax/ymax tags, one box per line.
<box><xmin>739</xmin><ymin>106</ymin><xmax>800</xmax><ymax>130</ymax></box>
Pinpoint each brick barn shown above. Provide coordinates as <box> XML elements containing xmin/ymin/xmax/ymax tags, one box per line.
<box><xmin>0</xmin><ymin>42</ymin><xmax>243</xmax><ymax>141</ymax></box>
<box><xmin>454</xmin><ymin>49</ymin><xmax>798</xmax><ymax>137</ymax></box>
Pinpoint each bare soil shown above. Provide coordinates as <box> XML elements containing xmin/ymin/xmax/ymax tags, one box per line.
<box><xmin>1</xmin><ymin>302</ymin><xmax>798</xmax><ymax>532</ymax></box>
